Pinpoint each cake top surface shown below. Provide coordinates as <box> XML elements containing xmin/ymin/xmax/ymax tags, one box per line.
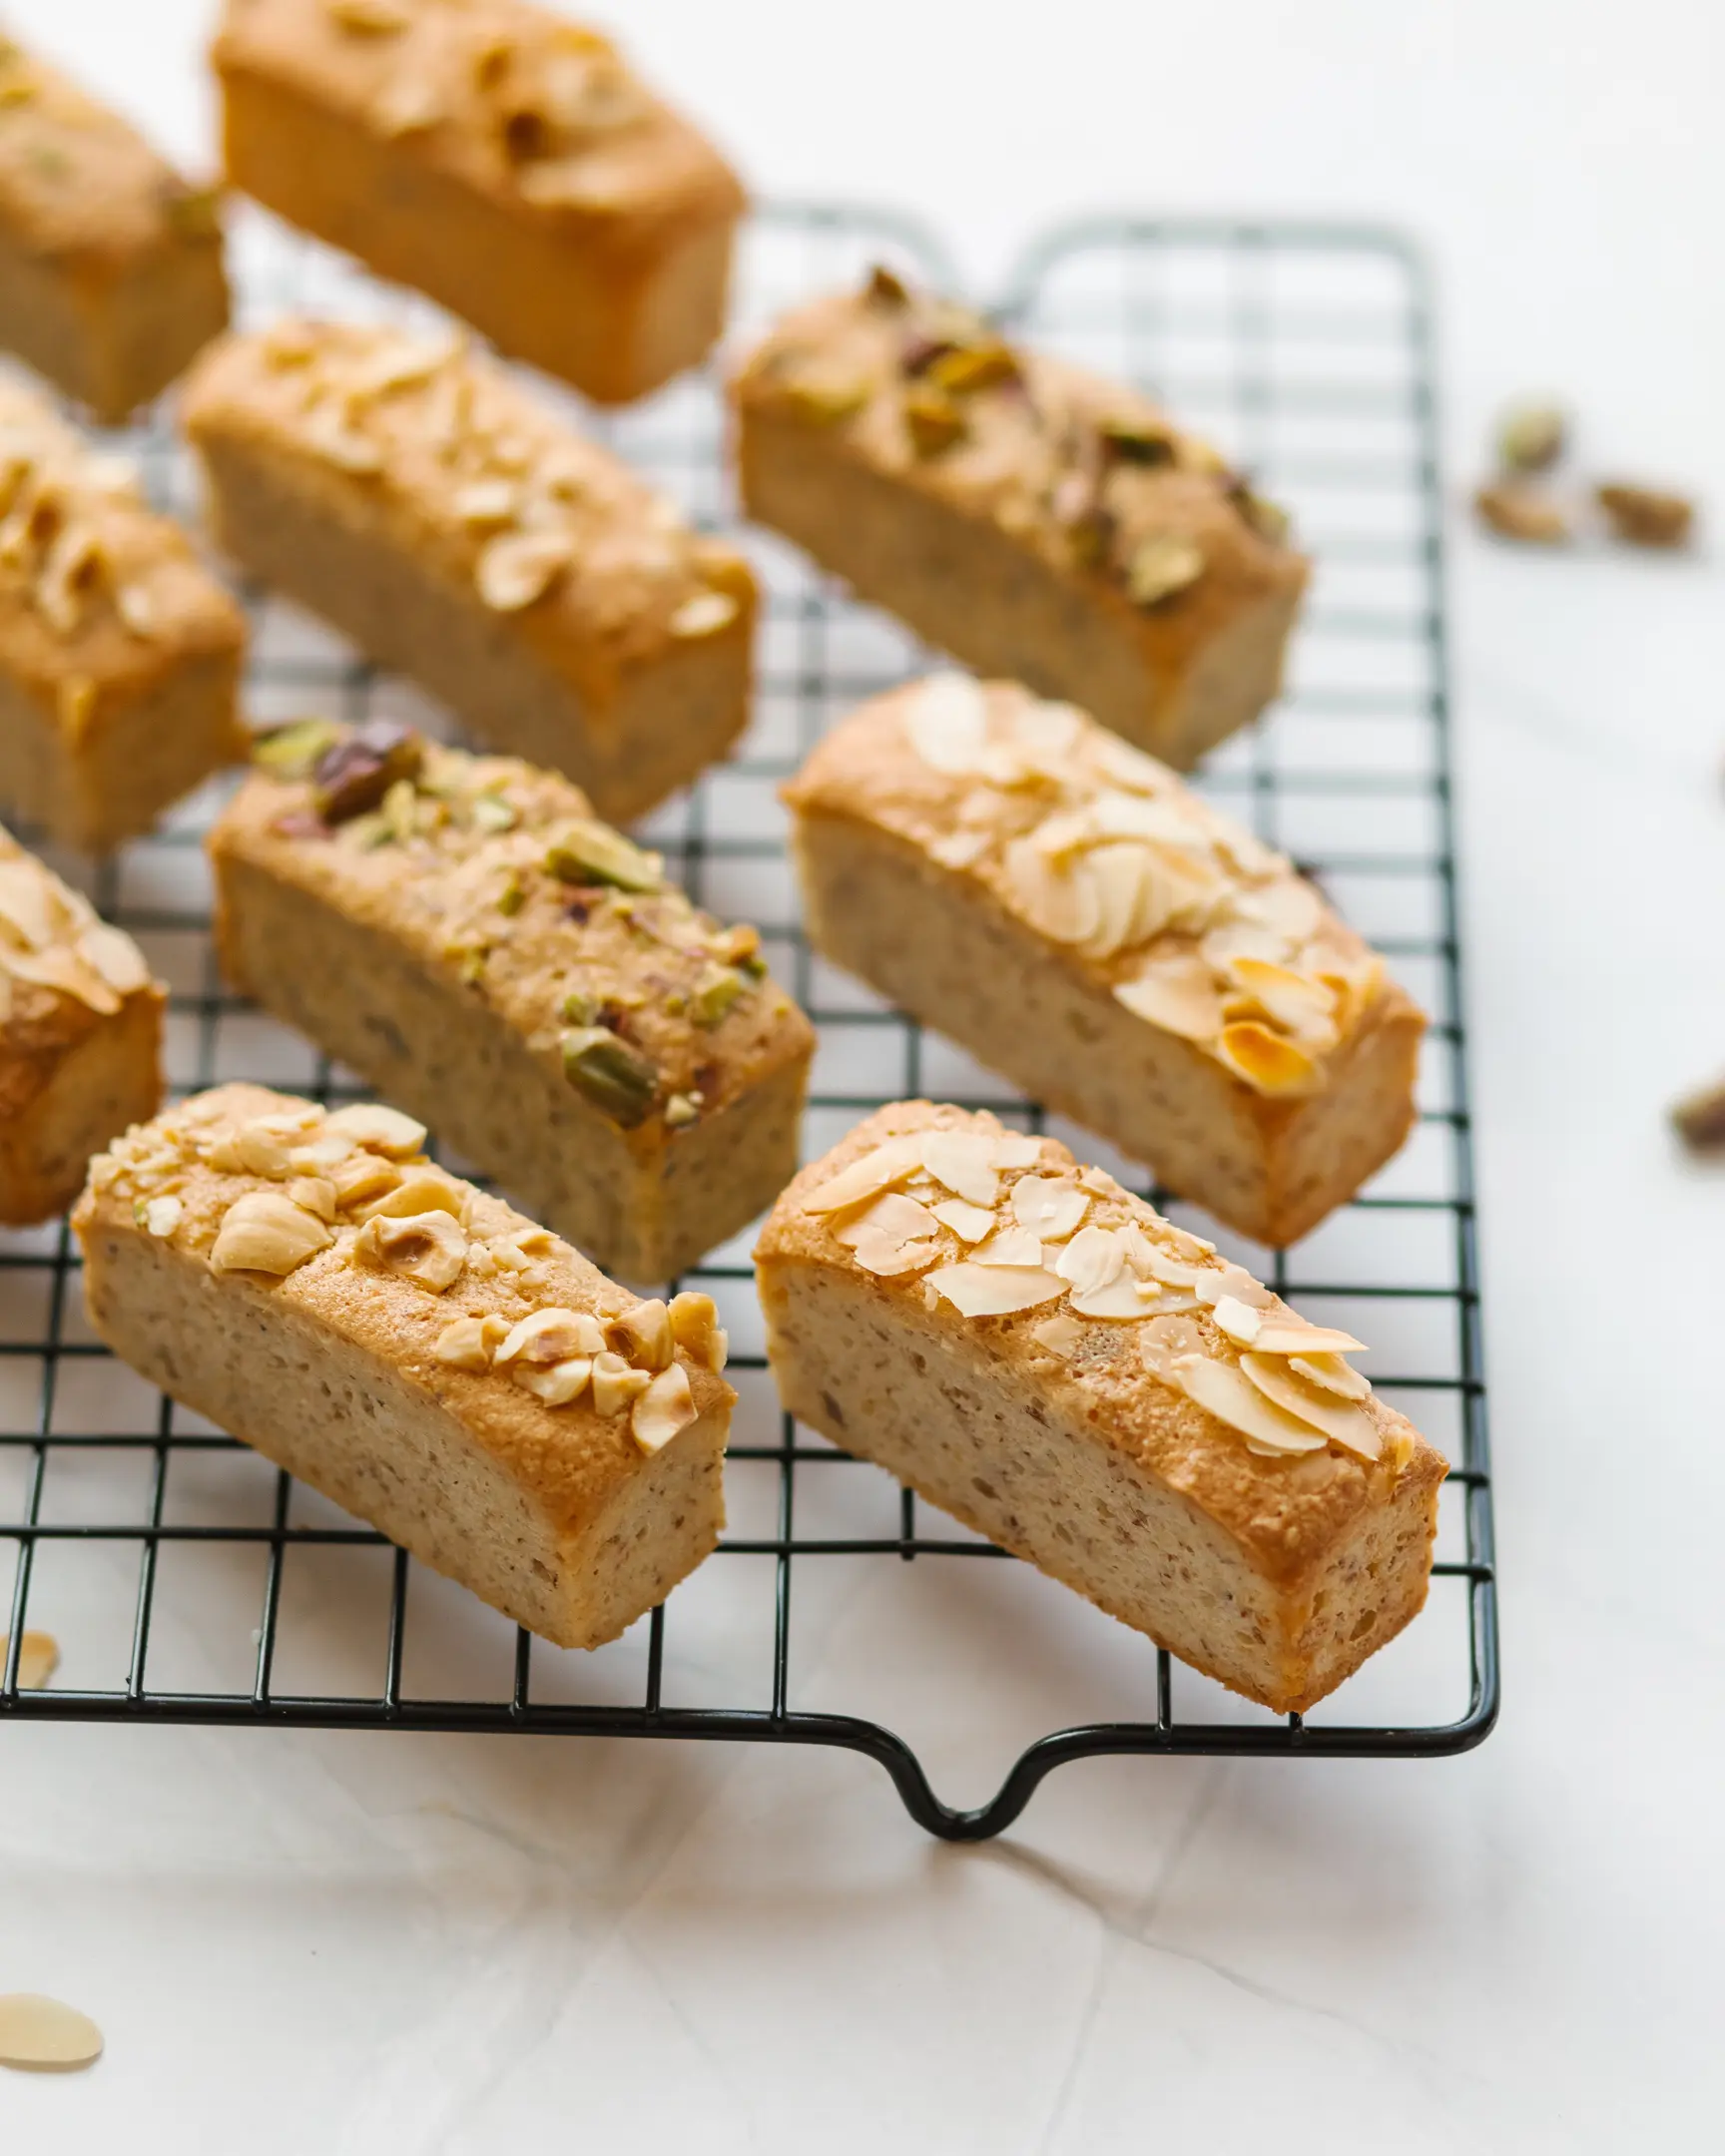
<box><xmin>0</xmin><ymin>376</ymin><xmax>244</xmax><ymax>699</ymax></box>
<box><xmin>0</xmin><ymin>820</ymin><xmax>157</xmax><ymax>1115</ymax></box>
<box><xmin>733</xmin><ymin>270</ymin><xmax>1307</xmax><ymax>640</ymax></box>
<box><xmin>79</xmin><ymin>1082</ymin><xmax>735</xmax><ymax>1521</ymax></box>
<box><xmin>215</xmin><ymin>0</ymin><xmax>745</xmax><ymax>234</ymax></box>
<box><xmin>213</xmin><ymin>721</ymin><xmax>814</xmax><ymax>1138</ymax></box>
<box><xmin>184</xmin><ymin>318</ymin><xmax>754</xmax><ymax>673</ymax></box>
<box><xmin>757</xmin><ymin>1100</ymin><xmax>1445</xmax><ymax>1582</ymax></box>
<box><xmin>786</xmin><ymin>676</ymin><xmax>1409</xmax><ymax>1098</ymax></box>
<box><xmin>0</xmin><ymin>35</ymin><xmax>221</xmax><ymax>266</ymax></box>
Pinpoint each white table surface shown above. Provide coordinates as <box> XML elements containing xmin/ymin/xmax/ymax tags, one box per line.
<box><xmin>5</xmin><ymin>3</ymin><xmax>1723</xmax><ymax>2148</ymax></box>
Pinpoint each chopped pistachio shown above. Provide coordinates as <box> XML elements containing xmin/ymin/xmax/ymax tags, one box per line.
<box><xmin>458</xmin><ymin>947</ymin><xmax>487</xmax><ymax>985</ymax></box>
<box><xmin>253</xmin><ymin>718</ymin><xmax>340</xmax><ymax>780</ymax></box>
<box><xmin>312</xmin><ymin>718</ymin><xmax>424</xmax><ymax>822</ymax></box>
<box><xmin>379</xmin><ymin>777</ymin><xmax>419</xmax><ymax>844</ymax></box>
<box><xmin>905</xmin><ymin>387</ymin><xmax>966</xmax><ymax>457</ymax></box>
<box><xmin>561</xmin><ymin>986</ymin><xmax>601</xmax><ymax>1026</ymax></box>
<box><xmin>543</xmin><ymin>818</ymin><xmax>663</xmax><ymax>892</ymax></box>
<box><xmin>496</xmin><ymin>874</ymin><xmax>526</xmax><ymax>917</ymax></box>
<box><xmin>1099</xmin><ymin>415</ymin><xmax>1176</xmax><ymax>466</ymax></box>
<box><xmin>690</xmin><ymin>963</ymin><xmax>747</xmax><ymax>1027</ymax></box>
<box><xmin>470</xmin><ymin>792</ymin><xmax>518</xmax><ymax>833</ymax></box>
<box><xmin>561</xmin><ymin>1026</ymin><xmax>658</xmax><ymax>1127</ymax></box>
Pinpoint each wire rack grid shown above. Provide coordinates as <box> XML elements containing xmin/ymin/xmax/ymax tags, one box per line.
<box><xmin>0</xmin><ymin>202</ymin><xmax>1495</xmax><ymax>1841</ymax></box>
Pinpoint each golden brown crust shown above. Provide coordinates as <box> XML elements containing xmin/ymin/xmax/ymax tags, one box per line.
<box><xmin>211</xmin><ymin>726</ymin><xmax>812</xmax><ymax>1136</ymax></box>
<box><xmin>182</xmin><ymin>318</ymin><xmax>755</xmax><ymax>712</ymax></box>
<box><xmin>74</xmin><ymin>1082</ymin><xmax>734</xmax><ymax>1533</ymax></box>
<box><xmin>214</xmin><ymin>0</ymin><xmax>744</xmax><ymax>250</ymax></box>
<box><xmin>756</xmin><ymin>1101</ymin><xmax>1446</xmax><ymax>1589</ymax></box>
<box><xmin>732</xmin><ymin>278</ymin><xmax>1308</xmax><ymax>754</ymax></box>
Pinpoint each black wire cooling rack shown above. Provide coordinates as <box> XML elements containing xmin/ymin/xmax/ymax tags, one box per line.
<box><xmin>0</xmin><ymin>203</ymin><xmax>1496</xmax><ymax>1840</ymax></box>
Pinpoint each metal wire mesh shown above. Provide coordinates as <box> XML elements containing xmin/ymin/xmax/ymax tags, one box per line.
<box><xmin>0</xmin><ymin>203</ymin><xmax>1495</xmax><ymax>1839</ymax></box>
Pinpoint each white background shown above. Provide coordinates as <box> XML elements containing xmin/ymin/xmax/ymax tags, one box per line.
<box><xmin>5</xmin><ymin>3</ymin><xmax>1724</xmax><ymax>2148</ymax></box>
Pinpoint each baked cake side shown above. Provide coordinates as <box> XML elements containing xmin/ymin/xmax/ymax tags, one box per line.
<box><xmin>74</xmin><ymin>1083</ymin><xmax>735</xmax><ymax>1647</ymax></box>
<box><xmin>784</xmin><ymin>676</ymin><xmax>1425</xmax><ymax>1247</ymax></box>
<box><xmin>733</xmin><ymin>270</ymin><xmax>1308</xmax><ymax>769</ymax></box>
<box><xmin>756</xmin><ymin>1102</ymin><xmax>1446</xmax><ymax>1714</ymax></box>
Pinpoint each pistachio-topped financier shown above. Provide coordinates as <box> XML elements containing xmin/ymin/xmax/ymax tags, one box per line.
<box><xmin>76</xmin><ymin>1083</ymin><xmax>733</xmax><ymax>1644</ymax></box>
<box><xmin>0</xmin><ymin>820</ymin><xmax>162</xmax><ymax>1224</ymax></box>
<box><xmin>209</xmin><ymin>719</ymin><xmax>814</xmax><ymax>1283</ymax></box>
<box><xmin>0</xmin><ymin>33</ymin><xmax>229</xmax><ymax>420</ymax></box>
<box><xmin>733</xmin><ymin>265</ymin><xmax>1309</xmax><ymax>771</ymax></box>
<box><xmin>756</xmin><ymin>1101</ymin><xmax>1446</xmax><ymax>1714</ymax></box>
<box><xmin>184</xmin><ymin>317</ymin><xmax>756</xmax><ymax>824</ymax></box>
<box><xmin>785</xmin><ymin>675</ymin><xmax>1425</xmax><ymax>1247</ymax></box>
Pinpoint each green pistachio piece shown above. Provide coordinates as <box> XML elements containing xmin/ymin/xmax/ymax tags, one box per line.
<box><xmin>470</xmin><ymin>791</ymin><xmax>518</xmax><ymax>833</ymax></box>
<box><xmin>690</xmin><ymin>963</ymin><xmax>747</xmax><ymax>1027</ymax></box>
<box><xmin>458</xmin><ymin>948</ymin><xmax>487</xmax><ymax>985</ymax></box>
<box><xmin>1099</xmin><ymin>414</ymin><xmax>1176</xmax><ymax>466</ymax></box>
<box><xmin>496</xmin><ymin>874</ymin><xmax>526</xmax><ymax>917</ymax></box>
<box><xmin>561</xmin><ymin>1026</ymin><xmax>658</xmax><ymax>1128</ymax></box>
<box><xmin>561</xmin><ymin>986</ymin><xmax>601</xmax><ymax>1026</ymax></box>
<box><xmin>544</xmin><ymin>818</ymin><xmax>663</xmax><ymax>892</ymax></box>
<box><xmin>253</xmin><ymin>718</ymin><xmax>340</xmax><ymax>780</ymax></box>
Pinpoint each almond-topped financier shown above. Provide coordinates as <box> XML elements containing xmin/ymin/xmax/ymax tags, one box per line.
<box><xmin>209</xmin><ymin>721</ymin><xmax>814</xmax><ymax>1284</ymax></box>
<box><xmin>213</xmin><ymin>0</ymin><xmax>745</xmax><ymax>404</ymax></box>
<box><xmin>0</xmin><ymin>35</ymin><xmax>229</xmax><ymax>421</ymax></box>
<box><xmin>785</xmin><ymin>675</ymin><xmax>1426</xmax><ymax>1247</ymax></box>
<box><xmin>757</xmin><ymin>1102</ymin><xmax>1446</xmax><ymax>1713</ymax></box>
<box><xmin>0</xmin><ymin>378</ymin><xmax>247</xmax><ymax>852</ymax></box>
<box><xmin>733</xmin><ymin>267</ymin><xmax>1308</xmax><ymax>769</ymax></box>
<box><xmin>184</xmin><ymin>318</ymin><xmax>756</xmax><ymax>824</ymax></box>
<box><xmin>75</xmin><ymin>1084</ymin><xmax>733</xmax><ymax>1647</ymax></box>
<box><xmin>0</xmin><ymin>822</ymin><xmax>162</xmax><ymax>1224</ymax></box>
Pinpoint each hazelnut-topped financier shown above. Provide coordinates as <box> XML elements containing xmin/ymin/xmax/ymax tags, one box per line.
<box><xmin>0</xmin><ymin>820</ymin><xmax>163</xmax><ymax>1225</ymax></box>
<box><xmin>209</xmin><ymin>719</ymin><xmax>814</xmax><ymax>1284</ymax></box>
<box><xmin>784</xmin><ymin>675</ymin><xmax>1426</xmax><ymax>1247</ymax></box>
<box><xmin>213</xmin><ymin>0</ymin><xmax>746</xmax><ymax>404</ymax></box>
<box><xmin>756</xmin><ymin>1101</ymin><xmax>1446</xmax><ymax>1714</ymax></box>
<box><xmin>0</xmin><ymin>375</ymin><xmax>247</xmax><ymax>853</ymax></box>
<box><xmin>0</xmin><ymin>33</ymin><xmax>229</xmax><ymax>421</ymax></box>
<box><xmin>184</xmin><ymin>317</ymin><xmax>756</xmax><ymax>825</ymax></box>
<box><xmin>75</xmin><ymin>1084</ymin><xmax>733</xmax><ymax>1646</ymax></box>
<box><xmin>733</xmin><ymin>266</ymin><xmax>1309</xmax><ymax>771</ymax></box>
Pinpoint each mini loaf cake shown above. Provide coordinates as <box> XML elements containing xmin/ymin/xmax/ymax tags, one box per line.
<box><xmin>209</xmin><ymin>720</ymin><xmax>815</xmax><ymax>1284</ymax></box>
<box><xmin>0</xmin><ymin>35</ymin><xmax>229</xmax><ymax>421</ymax></box>
<box><xmin>757</xmin><ymin>1102</ymin><xmax>1446</xmax><ymax>1713</ymax></box>
<box><xmin>213</xmin><ymin>0</ymin><xmax>746</xmax><ymax>404</ymax></box>
<box><xmin>0</xmin><ymin>377</ymin><xmax>248</xmax><ymax>852</ymax></box>
<box><xmin>733</xmin><ymin>267</ymin><xmax>1309</xmax><ymax>769</ymax></box>
<box><xmin>184</xmin><ymin>318</ymin><xmax>757</xmax><ymax>824</ymax></box>
<box><xmin>0</xmin><ymin>822</ymin><xmax>162</xmax><ymax>1225</ymax></box>
<box><xmin>785</xmin><ymin>675</ymin><xmax>1425</xmax><ymax>1247</ymax></box>
<box><xmin>74</xmin><ymin>1083</ymin><xmax>734</xmax><ymax>1648</ymax></box>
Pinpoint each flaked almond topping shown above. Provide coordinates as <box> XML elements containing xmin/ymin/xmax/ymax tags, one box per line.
<box><xmin>918</xmin><ymin>1129</ymin><xmax>1001</xmax><ymax>1208</ymax></box>
<box><xmin>321</xmin><ymin>1103</ymin><xmax>426</xmax><ymax>1158</ymax></box>
<box><xmin>838</xmin><ymin>1190</ymin><xmax>944</xmax><ymax>1276</ymax></box>
<box><xmin>1251</xmin><ymin>1320</ymin><xmax>1366</xmax><ymax>1356</ymax></box>
<box><xmin>1191</xmin><ymin>1264</ymin><xmax>1273</xmax><ymax>1312</ymax></box>
<box><xmin>969</xmin><ymin>1223</ymin><xmax>1044</xmax><ymax>1268</ymax></box>
<box><xmin>1069</xmin><ymin>1272</ymin><xmax>1159</xmax><ymax>1321</ymax></box>
<box><xmin>611</xmin><ymin>1298</ymin><xmax>675</xmax><ymax>1372</ymax></box>
<box><xmin>211</xmin><ymin>1192</ymin><xmax>334</xmax><ymax>1277</ymax></box>
<box><xmin>304</xmin><ymin>413</ymin><xmax>384</xmax><ymax>475</ymax></box>
<box><xmin>592</xmin><ymin>1350</ymin><xmax>651</xmax><ymax>1417</ymax></box>
<box><xmin>993</xmin><ymin>1134</ymin><xmax>1046</xmax><ymax>1169</ymax></box>
<box><xmin>901</xmin><ymin>672</ymin><xmax>990</xmax><ymax>776</ymax></box>
<box><xmin>929</xmin><ymin>1197</ymin><xmax>995</xmax><ymax>1243</ymax></box>
<box><xmin>1030</xmin><ymin>1313</ymin><xmax>1085</xmax><ymax>1358</ymax></box>
<box><xmin>668</xmin><ymin>1291</ymin><xmax>728</xmax><ymax>1372</ymax></box>
<box><xmin>631</xmin><ymin>1363</ymin><xmax>699</xmax><ymax>1453</ymax></box>
<box><xmin>1009</xmin><ymin>1175</ymin><xmax>1088</xmax><ymax>1243</ymax></box>
<box><xmin>1239</xmin><ymin>1352</ymin><xmax>1383</xmax><ymax>1461</ymax></box>
<box><xmin>1052</xmin><ymin>1225</ymin><xmax>1124</xmax><ymax>1299</ymax></box>
<box><xmin>496</xmin><ymin>1307</ymin><xmax>608</xmax><ymax>1366</ymax></box>
<box><xmin>801</xmin><ymin>1135</ymin><xmax>923</xmax><ymax>1216</ymax></box>
<box><xmin>451</xmin><ymin>479</ymin><xmax>521</xmax><ymax>526</ymax></box>
<box><xmin>0</xmin><ymin>1993</ymin><xmax>103</xmax><ymax>2071</ymax></box>
<box><xmin>1171</xmin><ymin>1354</ymin><xmax>1328</xmax><ymax>1457</ymax></box>
<box><xmin>1214</xmin><ymin>1020</ymin><xmax>1323</xmax><ymax>1097</ymax></box>
<box><xmin>1289</xmin><ymin>1350</ymin><xmax>1371</xmax><ymax>1400</ymax></box>
<box><xmin>926</xmin><ymin>1262</ymin><xmax>1067</xmax><ymax>1318</ymax></box>
<box><xmin>350</xmin><ymin>1211</ymin><xmax>467</xmax><ymax>1293</ymax></box>
<box><xmin>669</xmin><ymin>591</ymin><xmax>738</xmax><ymax>638</ymax></box>
<box><xmin>141</xmin><ymin>1195</ymin><xmax>182</xmax><ymax>1238</ymax></box>
<box><xmin>476</xmin><ymin>529</ymin><xmax>572</xmax><ymax>612</ymax></box>
<box><xmin>1113</xmin><ymin>954</ymin><xmax>1227</xmax><ymax>1042</ymax></box>
<box><xmin>432</xmin><ymin>1313</ymin><xmax>510</xmax><ymax>1371</ymax></box>
<box><xmin>80</xmin><ymin>920</ymin><xmax>151</xmax><ymax>996</ymax></box>
<box><xmin>1</xmin><ymin>1627</ymin><xmax>58</xmax><ymax>1689</ymax></box>
<box><xmin>1210</xmin><ymin>1295</ymin><xmax>1262</xmax><ymax>1347</ymax></box>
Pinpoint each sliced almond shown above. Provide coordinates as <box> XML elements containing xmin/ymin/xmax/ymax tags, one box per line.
<box><xmin>632</xmin><ymin>1362</ymin><xmax>698</xmax><ymax>1453</ymax></box>
<box><xmin>1009</xmin><ymin>1174</ymin><xmax>1089</xmax><ymax>1242</ymax></box>
<box><xmin>1114</xmin><ymin>954</ymin><xmax>1226</xmax><ymax>1042</ymax></box>
<box><xmin>0</xmin><ymin>1992</ymin><xmax>103</xmax><ymax>2069</ymax></box>
<box><xmin>901</xmin><ymin>672</ymin><xmax>990</xmax><ymax>776</ymax></box>
<box><xmin>834</xmin><ymin>1192</ymin><xmax>939</xmax><ymax>1250</ymax></box>
<box><xmin>476</xmin><ymin>529</ymin><xmax>572</xmax><ymax>612</ymax></box>
<box><xmin>1227</xmin><ymin>956</ymin><xmax>1338</xmax><ymax>1043</ymax></box>
<box><xmin>78</xmin><ymin>920</ymin><xmax>151</xmax><ymax>996</ymax></box>
<box><xmin>926</xmin><ymin>1262</ymin><xmax>1068</xmax><ymax>1318</ymax></box>
<box><xmin>450</xmin><ymin>479</ymin><xmax>521</xmax><ymax>526</ymax></box>
<box><xmin>1030</xmin><ymin>1313</ymin><xmax>1085</xmax><ymax>1357</ymax></box>
<box><xmin>970</xmin><ymin>1223</ymin><xmax>1044</xmax><ymax>1268</ymax></box>
<box><xmin>801</xmin><ymin>1136</ymin><xmax>923</xmax><ymax>1216</ymax></box>
<box><xmin>1053</xmin><ymin>1225</ymin><xmax>1125</xmax><ymax>1298</ymax></box>
<box><xmin>496</xmin><ymin>1307</ymin><xmax>608</xmax><ymax>1366</ymax></box>
<box><xmin>1210</xmin><ymin>1295</ymin><xmax>1263</xmax><ymax>1347</ymax></box>
<box><xmin>1289</xmin><ymin>1350</ymin><xmax>1371</xmax><ymax>1400</ymax></box>
<box><xmin>1215</xmin><ymin>1020</ymin><xmax>1323</xmax><ymax>1097</ymax></box>
<box><xmin>514</xmin><ymin>1356</ymin><xmax>593</xmax><ymax>1407</ymax></box>
<box><xmin>929</xmin><ymin>1197</ymin><xmax>996</xmax><ymax>1243</ymax></box>
<box><xmin>1003</xmin><ymin>838</ymin><xmax>1101</xmax><ymax>946</ymax></box>
<box><xmin>990</xmin><ymin>1134</ymin><xmax>1045</xmax><ymax>1170</ymax></box>
<box><xmin>211</xmin><ymin>1192</ymin><xmax>333</xmax><ymax>1276</ymax></box>
<box><xmin>1191</xmin><ymin>1263</ymin><xmax>1273</xmax><ymax>1312</ymax></box>
<box><xmin>432</xmin><ymin>1313</ymin><xmax>510</xmax><ymax>1372</ymax></box>
<box><xmin>1170</xmin><ymin>1354</ymin><xmax>1328</xmax><ymax>1456</ymax></box>
<box><xmin>918</xmin><ymin>1130</ymin><xmax>1001</xmax><ymax>1207</ymax></box>
<box><xmin>851</xmin><ymin>1232</ymin><xmax>942</xmax><ymax>1277</ymax></box>
<box><xmin>1068</xmin><ymin>1273</ymin><xmax>1158</xmax><ymax>1320</ymax></box>
<box><xmin>1251</xmin><ymin>1321</ymin><xmax>1367</xmax><ymax>1356</ymax></box>
<box><xmin>1239</xmin><ymin>1352</ymin><xmax>1383</xmax><ymax>1460</ymax></box>
<box><xmin>321</xmin><ymin>1103</ymin><xmax>426</xmax><ymax>1159</ymax></box>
